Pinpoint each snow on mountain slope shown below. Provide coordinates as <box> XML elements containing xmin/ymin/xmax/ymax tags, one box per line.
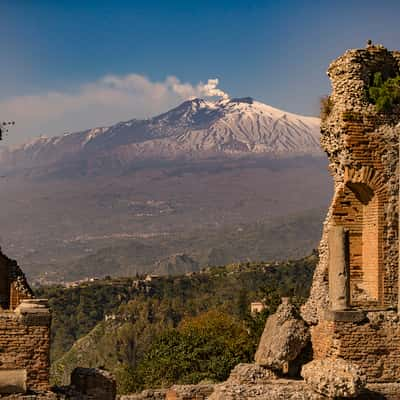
<box><xmin>0</xmin><ymin>97</ymin><xmax>321</xmax><ymax>171</ymax></box>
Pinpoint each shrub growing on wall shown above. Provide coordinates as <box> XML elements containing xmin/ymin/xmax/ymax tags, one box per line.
<box><xmin>368</xmin><ymin>72</ymin><xmax>400</xmax><ymax>113</ymax></box>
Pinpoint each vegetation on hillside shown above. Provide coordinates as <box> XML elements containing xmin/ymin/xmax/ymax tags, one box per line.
<box><xmin>36</xmin><ymin>254</ymin><xmax>317</xmax><ymax>393</ymax></box>
<box><xmin>368</xmin><ymin>72</ymin><xmax>400</xmax><ymax>112</ymax></box>
<box><xmin>134</xmin><ymin>311</ymin><xmax>254</xmax><ymax>390</ymax></box>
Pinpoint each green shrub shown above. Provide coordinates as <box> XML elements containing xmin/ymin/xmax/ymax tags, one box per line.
<box><xmin>137</xmin><ymin>310</ymin><xmax>253</xmax><ymax>388</ymax></box>
<box><xmin>368</xmin><ymin>72</ymin><xmax>400</xmax><ymax>113</ymax></box>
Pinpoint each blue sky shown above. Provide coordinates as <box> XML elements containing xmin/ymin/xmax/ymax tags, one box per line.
<box><xmin>1</xmin><ymin>0</ymin><xmax>400</xmax><ymax>144</ymax></box>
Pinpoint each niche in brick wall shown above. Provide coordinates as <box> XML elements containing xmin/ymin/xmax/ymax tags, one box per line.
<box><xmin>332</xmin><ymin>183</ymin><xmax>383</xmax><ymax>308</ymax></box>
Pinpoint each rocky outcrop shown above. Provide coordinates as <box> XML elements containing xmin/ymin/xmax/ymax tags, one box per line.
<box><xmin>254</xmin><ymin>298</ymin><xmax>310</xmax><ymax>374</ymax></box>
<box><xmin>301</xmin><ymin>358</ymin><xmax>366</xmax><ymax>398</ymax></box>
<box><xmin>152</xmin><ymin>254</ymin><xmax>199</xmax><ymax>276</ymax></box>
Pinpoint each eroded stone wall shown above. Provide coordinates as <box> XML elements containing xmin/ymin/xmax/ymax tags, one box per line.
<box><xmin>0</xmin><ymin>251</ymin><xmax>33</xmax><ymax>311</ymax></box>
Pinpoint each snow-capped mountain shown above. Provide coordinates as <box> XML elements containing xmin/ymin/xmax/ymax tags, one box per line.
<box><xmin>0</xmin><ymin>97</ymin><xmax>321</xmax><ymax>173</ymax></box>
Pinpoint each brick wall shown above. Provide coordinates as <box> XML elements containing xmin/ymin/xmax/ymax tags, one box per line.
<box><xmin>0</xmin><ymin>308</ymin><xmax>51</xmax><ymax>391</ymax></box>
<box><xmin>311</xmin><ymin>313</ymin><xmax>400</xmax><ymax>382</ymax></box>
<box><xmin>328</xmin><ymin>116</ymin><xmax>396</xmax><ymax>308</ymax></box>
<box><xmin>362</xmin><ymin>194</ymin><xmax>380</xmax><ymax>301</ymax></box>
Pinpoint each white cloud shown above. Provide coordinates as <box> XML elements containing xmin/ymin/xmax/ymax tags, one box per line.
<box><xmin>0</xmin><ymin>74</ymin><xmax>229</xmax><ymax>146</ymax></box>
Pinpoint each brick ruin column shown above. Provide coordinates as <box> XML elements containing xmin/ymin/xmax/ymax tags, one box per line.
<box><xmin>301</xmin><ymin>44</ymin><xmax>400</xmax><ymax>383</ymax></box>
<box><xmin>328</xmin><ymin>225</ymin><xmax>348</xmax><ymax>310</ymax></box>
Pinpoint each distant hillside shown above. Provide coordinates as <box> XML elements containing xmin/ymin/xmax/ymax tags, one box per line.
<box><xmin>32</xmin><ymin>207</ymin><xmax>325</xmax><ymax>283</ymax></box>
<box><xmin>153</xmin><ymin>254</ymin><xmax>199</xmax><ymax>276</ymax></box>
<box><xmin>0</xmin><ymin>155</ymin><xmax>331</xmax><ymax>284</ymax></box>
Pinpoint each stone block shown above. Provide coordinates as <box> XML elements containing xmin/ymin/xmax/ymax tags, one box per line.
<box><xmin>0</xmin><ymin>369</ymin><xmax>27</xmax><ymax>394</ymax></box>
<box><xmin>323</xmin><ymin>309</ymin><xmax>366</xmax><ymax>322</ymax></box>
<box><xmin>15</xmin><ymin>299</ymin><xmax>51</xmax><ymax>326</ymax></box>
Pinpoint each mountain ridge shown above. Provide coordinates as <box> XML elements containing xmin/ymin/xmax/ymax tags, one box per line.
<box><xmin>0</xmin><ymin>98</ymin><xmax>321</xmax><ymax>175</ymax></box>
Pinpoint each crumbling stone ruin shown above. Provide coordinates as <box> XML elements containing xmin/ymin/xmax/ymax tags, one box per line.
<box><xmin>264</xmin><ymin>43</ymin><xmax>400</xmax><ymax>398</ymax></box>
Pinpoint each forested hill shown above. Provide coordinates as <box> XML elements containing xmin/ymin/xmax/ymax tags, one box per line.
<box><xmin>36</xmin><ymin>254</ymin><xmax>317</xmax><ymax>393</ymax></box>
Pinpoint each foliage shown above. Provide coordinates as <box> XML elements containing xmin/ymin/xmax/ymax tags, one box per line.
<box><xmin>36</xmin><ymin>281</ymin><xmax>137</xmax><ymax>361</ymax></box>
<box><xmin>137</xmin><ymin>310</ymin><xmax>253</xmax><ymax>389</ymax></box>
<box><xmin>320</xmin><ymin>95</ymin><xmax>333</xmax><ymax>120</ymax></box>
<box><xmin>368</xmin><ymin>72</ymin><xmax>400</xmax><ymax>112</ymax></box>
<box><xmin>115</xmin><ymin>364</ymin><xmax>144</xmax><ymax>394</ymax></box>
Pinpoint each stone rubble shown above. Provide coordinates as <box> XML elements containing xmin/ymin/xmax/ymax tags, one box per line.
<box><xmin>226</xmin><ymin>363</ymin><xmax>277</xmax><ymax>385</ymax></box>
<box><xmin>118</xmin><ymin>389</ymin><xmax>167</xmax><ymax>400</ymax></box>
<box><xmin>301</xmin><ymin>358</ymin><xmax>366</xmax><ymax>398</ymax></box>
<box><xmin>208</xmin><ymin>380</ymin><xmax>322</xmax><ymax>400</ymax></box>
<box><xmin>165</xmin><ymin>385</ymin><xmax>214</xmax><ymax>400</ymax></box>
